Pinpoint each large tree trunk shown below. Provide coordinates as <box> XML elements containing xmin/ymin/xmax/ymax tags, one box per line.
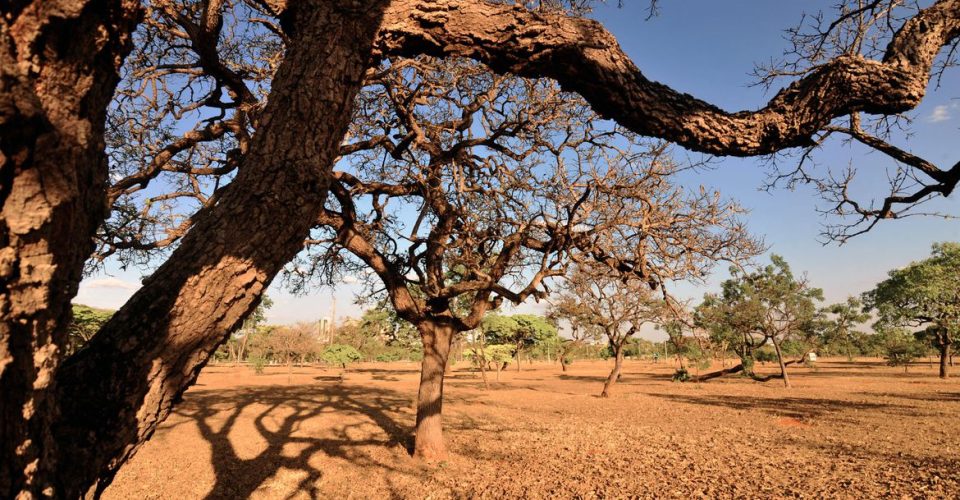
<box><xmin>0</xmin><ymin>2</ymin><xmax>140</xmax><ymax>496</ymax></box>
<box><xmin>600</xmin><ymin>345</ymin><xmax>624</xmax><ymax>398</ymax></box>
<box><xmin>48</xmin><ymin>4</ymin><xmax>390</xmax><ymax>496</ymax></box>
<box><xmin>771</xmin><ymin>338</ymin><xmax>792</xmax><ymax>388</ymax></box>
<box><xmin>414</xmin><ymin>320</ymin><xmax>455</xmax><ymax>460</ymax></box>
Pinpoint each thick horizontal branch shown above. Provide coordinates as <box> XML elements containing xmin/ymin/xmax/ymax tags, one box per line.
<box><xmin>374</xmin><ymin>0</ymin><xmax>960</xmax><ymax>157</ymax></box>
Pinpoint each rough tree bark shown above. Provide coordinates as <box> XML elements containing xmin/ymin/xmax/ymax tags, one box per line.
<box><xmin>1</xmin><ymin>0</ymin><xmax>957</xmax><ymax>494</ymax></box>
<box><xmin>414</xmin><ymin>320</ymin><xmax>455</xmax><ymax>460</ymax></box>
<box><xmin>45</xmin><ymin>3</ymin><xmax>390</xmax><ymax>496</ymax></box>
<box><xmin>0</xmin><ymin>1</ymin><xmax>140</xmax><ymax>496</ymax></box>
<box><xmin>376</xmin><ymin>0</ymin><xmax>960</xmax><ymax>157</ymax></box>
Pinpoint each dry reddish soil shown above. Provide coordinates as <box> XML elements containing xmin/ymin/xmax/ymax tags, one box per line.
<box><xmin>104</xmin><ymin>358</ymin><xmax>960</xmax><ymax>499</ymax></box>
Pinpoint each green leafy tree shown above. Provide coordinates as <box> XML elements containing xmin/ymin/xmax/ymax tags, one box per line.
<box><xmin>463</xmin><ymin>344</ymin><xmax>514</xmax><ymax>384</ymax></box>
<box><xmin>482</xmin><ymin>314</ymin><xmax>558</xmax><ymax>372</ymax></box>
<box><xmin>864</xmin><ymin>242</ymin><xmax>960</xmax><ymax>378</ymax></box>
<box><xmin>321</xmin><ymin>344</ymin><xmax>363</xmax><ymax>369</ymax></box>
<box><xmin>66</xmin><ymin>305</ymin><xmax>114</xmax><ymax>356</ymax></box>
<box><xmin>875</xmin><ymin>326</ymin><xmax>926</xmax><ymax>372</ymax></box>
<box><xmin>695</xmin><ymin>256</ymin><xmax>823</xmax><ymax>386</ymax></box>
<box><xmin>818</xmin><ymin>297</ymin><xmax>870</xmax><ymax>360</ymax></box>
<box><xmin>359</xmin><ymin>302</ymin><xmax>420</xmax><ymax>351</ymax></box>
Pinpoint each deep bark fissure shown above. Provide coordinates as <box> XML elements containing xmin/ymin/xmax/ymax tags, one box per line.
<box><xmin>46</xmin><ymin>3</ymin><xmax>391</xmax><ymax>495</ymax></box>
<box><xmin>0</xmin><ymin>1</ymin><xmax>141</xmax><ymax>496</ymax></box>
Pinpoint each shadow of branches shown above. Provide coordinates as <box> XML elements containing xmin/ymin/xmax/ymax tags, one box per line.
<box><xmin>648</xmin><ymin>393</ymin><xmax>927</xmax><ymax>421</ymax></box>
<box><xmin>169</xmin><ymin>383</ymin><xmax>415</xmax><ymax>499</ymax></box>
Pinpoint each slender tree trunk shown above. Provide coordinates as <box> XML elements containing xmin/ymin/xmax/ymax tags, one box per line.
<box><xmin>478</xmin><ymin>358</ymin><xmax>490</xmax><ymax>389</ymax></box>
<box><xmin>414</xmin><ymin>320</ymin><xmax>455</xmax><ymax>460</ymax></box>
<box><xmin>771</xmin><ymin>338</ymin><xmax>791</xmax><ymax>388</ymax></box>
<box><xmin>0</xmin><ymin>2</ymin><xmax>140</xmax><ymax>496</ymax></box>
<box><xmin>235</xmin><ymin>333</ymin><xmax>250</xmax><ymax>367</ymax></box>
<box><xmin>495</xmin><ymin>360</ymin><xmax>502</xmax><ymax>382</ymax></box>
<box><xmin>939</xmin><ymin>341</ymin><xmax>950</xmax><ymax>379</ymax></box>
<box><xmin>600</xmin><ymin>345</ymin><xmax>624</xmax><ymax>397</ymax></box>
<box><xmin>49</xmin><ymin>4</ymin><xmax>390</xmax><ymax>496</ymax></box>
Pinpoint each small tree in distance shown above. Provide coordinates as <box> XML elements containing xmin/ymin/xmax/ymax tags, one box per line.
<box><xmin>554</xmin><ymin>262</ymin><xmax>668</xmax><ymax>397</ymax></box>
<box><xmin>694</xmin><ymin>256</ymin><xmax>823</xmax><ymax>387</ymax></box>
<box><xmin>864</xmin><ymin>242</ymin><xmax>960</xmax><ymax>378</ymax></box>
<box><xmin>818</xmin><ymin>297</ymin><xmax>870</xmax><ymax>361</ymax></box>
<box><xmin>482</xmin><ymin>314</ymin><xmax>558</xmax><ymax>372</ymax></box>
<box><xmin>266</xmin><ymin>323</ymin><xmax>322</xmax><ymax>381</ymax></box>
<box><xmin>876</xmin><ymin>327</ymin><xmax>926</xmax><ymax>372</ymax></box>
<box><xmin>66</xmin><ymin>305</ymin><xmax>114</xmax><ymax>356</ymax></box>
<box><xmin>322</xmin><ymin>344</ymin><xmax>363</xmax><ymax>370</ymax></box>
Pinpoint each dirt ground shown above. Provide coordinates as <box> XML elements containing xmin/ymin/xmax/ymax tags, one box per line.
<box><xmin>104</xmin><ymin>358</ymin><xmax>960</xmax><ymax>499</ymax></box>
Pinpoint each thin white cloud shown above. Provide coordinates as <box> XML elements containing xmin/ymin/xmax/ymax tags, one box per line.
<box><xmin>342</xmin><ymin>275</ymin><xmax>359</xmax><ymax>284</ymax></box>
<box><xmin>928</xmin><ymin>101</ymin><xmax>960</xmax><ymax>123</ymax></box>
<box><xmin>929</xmin><ymin>105</ymin><xmax>951</xmax><ymax>123</ymax></box>
<box><xmin>82</xmin><ymin>277</ymin><xmax>141</xmax><ymax>290</ymax></box>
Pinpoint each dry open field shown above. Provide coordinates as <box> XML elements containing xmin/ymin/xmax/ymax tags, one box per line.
<box><xmin>104</xmin><ymin>358</ymin><xmax>960</xmax><ymax>499</ymax></box>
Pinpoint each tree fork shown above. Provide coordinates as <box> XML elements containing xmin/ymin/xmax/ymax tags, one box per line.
<box><xmin>48</xmin><ymin>3</ymin><xmax>391</xmax><ymax>495</ymax></box>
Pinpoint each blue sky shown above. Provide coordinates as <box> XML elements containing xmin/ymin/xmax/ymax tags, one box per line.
<box><xmin>77</xmin><ymin>1</ymin><xmax>959</xmax><ymax>336</ymax></box>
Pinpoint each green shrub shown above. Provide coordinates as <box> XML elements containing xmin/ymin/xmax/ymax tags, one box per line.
<box><xmin>321</xmin><ymin>344</ymin><xmax>362</xmax><ymax>368</ymax></box>
<box><xmin>671</xmin><ymin>367</ymin><xmax>691</xmax><ymax>382</ymax></box>
<box><xmin>250</xmin><ymin>354</ymin><xmax>267</xmax><ymax>375</ymax></box>
<box><xmin>375</xmin><ymin>351</ymin><xmax>402</xmax><ymax>362</ymax></box>
<box><xmin>599</xmin><ymin>346</ymin><xmax>613</xmax><ymax>360</ymax></box>
<box><xmin>754</xmin><ymin>348</ymin><xmax>778</xmax><ymax>364</ymax></box>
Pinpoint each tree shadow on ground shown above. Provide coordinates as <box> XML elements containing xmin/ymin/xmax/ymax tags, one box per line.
<box><xmin>170</xmin><ymin>383</ymin><xmax>416</xmax><ymax>499</ymax></box>
<box><xmin>353</xmin><ymin>367</ymin><xmax>420</xmax><ymax>376</ymax></box>
<box><xmin>857</xmin><ymin>391</ymin><xmax>960</xmax><ymax>403</ymax></box>
<box><xmin>789</xmin><ymin>435</ymin><xmax>960</xmax><ymax>488</ymax></box>
<box><xmin>558</xmin><ymin>372</ymin><xmax>672</xmax><ymax>383</ymax></box>
<box><xmin>647</xmin><ymin>393</ymin><xmax>927</xmax><ymax>421</ymax></box>
<box><xmin>783</xmin><ymin>366</ymin><xmax>941</xmax><ymax>379</ymax></box>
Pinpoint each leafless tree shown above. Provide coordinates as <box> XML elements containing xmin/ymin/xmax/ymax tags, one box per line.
<box><xmin>281</xmin><ymin>56</ymin><xmax>758</xmax><ymax>458</ymax></box>
<box><xmin>547</xmin><ymin>295</ymin><xmax>603</xmax><ymax>371</ymax></box>
<box><xmin>555</xmin><ymin>262</ymin><xmax>669</xmax><ymax>397</ymax></box>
